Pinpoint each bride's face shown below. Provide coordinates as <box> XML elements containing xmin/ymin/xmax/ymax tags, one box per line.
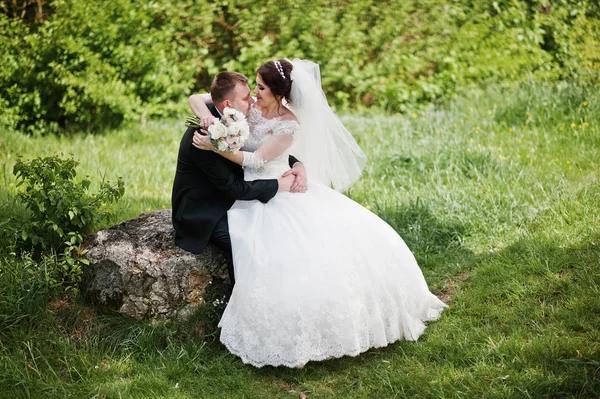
<box><xmin>253</xmin><ymin>74</ymin><xmax>277</xmax><ymax>108</ymax></box>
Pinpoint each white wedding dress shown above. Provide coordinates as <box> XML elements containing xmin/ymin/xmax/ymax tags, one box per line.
<box><xmin>218</xmin><ymin>106</ymin><xmax>447</xmax><ymax>368</ymax></box>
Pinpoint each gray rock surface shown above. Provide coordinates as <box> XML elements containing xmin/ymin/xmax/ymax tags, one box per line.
<box><xmin>82</xmin><ymin>209</ymin><xmax>229</xmax><ymax>321</ymax></box>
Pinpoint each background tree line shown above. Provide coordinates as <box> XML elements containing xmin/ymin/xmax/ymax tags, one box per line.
<box><xmin>1</xmin><ymin>0</ymin><xmax>599</xmax><ymax>134</ymax></box>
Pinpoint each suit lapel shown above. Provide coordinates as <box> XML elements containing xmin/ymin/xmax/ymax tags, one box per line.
<box><xmin>208</xmin><ymin>103</ymin><xmax>221</xmax><ymax>119</ymax></box>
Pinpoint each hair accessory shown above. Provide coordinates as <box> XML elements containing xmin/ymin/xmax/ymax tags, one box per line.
<box><xmin>273</xmin><ymin>60</ymin><xmax>286</xmax><ymax>80</ymax></box>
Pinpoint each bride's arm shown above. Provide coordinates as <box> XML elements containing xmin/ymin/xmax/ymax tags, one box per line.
<box><xmin>188</xmin><ymin>93</ymin><xmax>213</xmax><ymax>116</ymax></box>
<box><xmin>193</xmin><ymin>133</ymin><xmax>294</xmax><ymax>168</ymax></box>
<box><xmin>194</xmin><ymin>128</ymin><xmax>307</xmax><ymax>192</ymax></box>
<box><xmin>188</xmin><ymin>93</ymin><xmax>217</xmax><ymax>128</ymax></box>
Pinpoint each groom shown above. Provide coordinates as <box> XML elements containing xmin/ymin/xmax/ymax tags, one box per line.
<box><xmin>171</xmin><ymin>71</ymin><xmax>307</xmax><ymax>286</ymax></box>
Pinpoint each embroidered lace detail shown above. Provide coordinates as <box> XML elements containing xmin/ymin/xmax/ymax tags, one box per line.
<box><xmin>219</xmin><ymin>276</ymin><xmax>446</xmax><ymax>368</ymax></box>
<box><xmin>241</xmin><ymin>106</ymin><xmax>298</xmax><ymax>181</ymax></box>
<box><xmin>221</xmin><ymin>106</ymin><xmax>448</xmax><ymax>368</ymax></box>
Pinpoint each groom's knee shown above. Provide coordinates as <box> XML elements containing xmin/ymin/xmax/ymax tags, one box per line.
<box><xmin>211</xmin><ymin>231</ymin><xmax>231</xmax><ymax>250</ymax></box>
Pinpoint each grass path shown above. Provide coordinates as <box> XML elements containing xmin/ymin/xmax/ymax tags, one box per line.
<box><xmin>0</xmin><ymin>81</ymin><xmax>598</xmax><ymax>398</ymax></box>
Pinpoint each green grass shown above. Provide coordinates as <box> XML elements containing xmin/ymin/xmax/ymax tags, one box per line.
<box><xmin>0</xmin><ymin>80</ymin><xmax>599</xmax><ymax>398</ymax></box>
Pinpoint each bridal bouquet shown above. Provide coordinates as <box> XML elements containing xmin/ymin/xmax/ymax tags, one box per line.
<box><xmin>185</xmin><ymin>107</ymin><xmax>250</xmax><ymax>153</ymax></box>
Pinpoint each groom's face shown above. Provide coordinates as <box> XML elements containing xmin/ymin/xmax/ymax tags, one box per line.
<box><xmin>224</xmin><ymin>83</ymin><xmax>255</xmax><ymax>116</ymax></box>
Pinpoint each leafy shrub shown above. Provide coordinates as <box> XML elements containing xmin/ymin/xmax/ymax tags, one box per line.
<box><xmin>0</xmin><ymin>1</ymin><xmax>201</xmax><ymax>133</ymax></box>
<box><xmin>1</xmin><ymin>0</ymin><xmax>599</xmax><ymax>132</ymax></box>
<box><xmin>12</xmin><ymin>155</ymin><xmax>124</xmax><ymax>293</ymax></box>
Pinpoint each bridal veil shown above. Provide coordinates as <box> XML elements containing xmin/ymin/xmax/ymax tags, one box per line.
<box><xmin>288</xmin><ymin>59</ymin><xmax>366</xmax><ymax>192</ymax></box>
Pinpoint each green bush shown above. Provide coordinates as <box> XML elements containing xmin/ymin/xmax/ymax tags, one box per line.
<box><xmin>12</xmin><ymin>155</ymin><xmax>124</xmax><ymax>293</ymax></box>
<box><xmin>0</xmin><ymin>1</ymin><xmax>201</xmax><ymax>133</ymax></box>
<box><xmin>13</xmin><ymin>155</ymin><xmax>124</xmax><ymax>250</ymax></box>
<box><xmin>1</xmin><ymin>0</ymin><xmax>599</xmax><ymax>132</ymax></box>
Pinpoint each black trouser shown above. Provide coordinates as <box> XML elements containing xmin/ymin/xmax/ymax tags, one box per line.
<box><xmin>210</xmin><ymin>214</ymin><xmax>235</xmax><ymax>287</ymax></box>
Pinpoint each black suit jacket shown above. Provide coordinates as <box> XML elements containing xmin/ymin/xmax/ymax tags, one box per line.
<box><xmin>171</xmin><ymin>104</ymin><xmax>298</xmax><ymax>254</ymax></box>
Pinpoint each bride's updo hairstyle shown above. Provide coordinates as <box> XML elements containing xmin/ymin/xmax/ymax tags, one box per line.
<box><xmin>257</xmin><ymin>59</ymin><xmax>293</xmax><ymax>103</ymax></box>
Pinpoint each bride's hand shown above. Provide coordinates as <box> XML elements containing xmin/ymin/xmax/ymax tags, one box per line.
<box><xmin>200</xmin><ymin>115</ymin><xmax>217</xmax><ymax>130</ymax></box>
<box><xmin>192</xmin><ymin>131</ymin><xmax>215</xmax><ymax>151</ymax></box>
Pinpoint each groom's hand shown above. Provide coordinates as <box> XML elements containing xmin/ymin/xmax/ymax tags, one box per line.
<box><xmin>277</xmin><ymin>174</ymin><xmax>295</xmax><ymax>192</ymax></box>
<box><xmin>283</xmin><ymin>163</ymin><xmax>308</xmax><ymax>193</ymax></box>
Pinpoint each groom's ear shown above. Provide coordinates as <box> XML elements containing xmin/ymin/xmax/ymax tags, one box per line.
<box><xmin>221</xmin><ymin>100</ymin><xmax>231</xmax><ymax>109</ymax></box>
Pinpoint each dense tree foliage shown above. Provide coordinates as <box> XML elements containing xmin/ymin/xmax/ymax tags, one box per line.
<box><xmin>1</xmin><ymin>0</ymin><xmax>599</xmax><ymax>133</ymax></box>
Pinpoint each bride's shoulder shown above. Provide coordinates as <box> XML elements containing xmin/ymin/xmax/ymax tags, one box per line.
<box><xmin>272</xmin><ymin>112</ymin><xmax>299</xmax><ymax>136</ymax></box>
<box><xmin>279</xmin><ymin>111</ymin><xmax>298</xmax><ymax>124</ymax></box>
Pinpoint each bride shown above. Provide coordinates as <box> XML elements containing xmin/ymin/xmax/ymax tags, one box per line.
<box><xmin>191</xmin><ymin>58</ymin><xmax>447</xmax><ymax>368</ymax></box>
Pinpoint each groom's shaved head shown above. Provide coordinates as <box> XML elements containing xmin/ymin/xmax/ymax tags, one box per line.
<box><xmin>211</xmin><ymin>72</ymin><xmax>249</xmax><ymax>103</ymax></box>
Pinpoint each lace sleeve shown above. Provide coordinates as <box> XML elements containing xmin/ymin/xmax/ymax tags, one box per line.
<box><xmin>242</xmin><ymin>121</ymin><xmax>297</xmax><ymax>169</ymax></box>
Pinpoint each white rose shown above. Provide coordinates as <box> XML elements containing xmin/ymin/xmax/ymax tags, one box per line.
<box><xmin>208</xmin><ymin>122</ymin><xmax>227</xmax><ymax>139</ymax></box>
<box><xmin>223</xmin><ymin>107</ymin><xmax>237</xmax><ymax>117</ymax></box>
<box><xmin>221</xmin><ymin>115</ymin><xmax>234</xmax><ymax>126</ymax></box>
<box><xmin>216</xmin><ymin>139</ymin><xmax>229</xmax><ymax>152</ymax></box>
<box><xmin>230</xmin><ymin>138</ymin><xmax>243</xmax><ymax>152</ymax></box>
<box><xmin>238</xmin><ymin>121</ymin><xmax>250</xmax><ymax>139</ymax></box>
<box><xmin>223</xmin><ymin>107</ymin><xmax>246</xmax><ymax>122</ymax></box>
<box><xmin>227</xmin><ymin>121</ymin><xmax>243</xmax><ymax>136</ymax></box>
<box><xmin>235</xmin><ymin>110</ymin><xmax>246</xmax><ymax>121</ymax></box>
<box><xmin>225</xmin><ymin>122</ymin><xmax>236</xmax><ymax>136</ymax></box>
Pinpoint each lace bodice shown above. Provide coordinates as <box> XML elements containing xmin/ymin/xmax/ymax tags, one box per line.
<box><xmin>241</xmin><ymin>106</ymin><xmax>298</xmax><ymax>181</ymax></box>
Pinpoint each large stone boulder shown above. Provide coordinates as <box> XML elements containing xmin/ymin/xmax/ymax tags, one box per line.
<box><xmin>82</xmin><ymin>210</ymin><xmax>229</xmax><ymax>321</ymax></box>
